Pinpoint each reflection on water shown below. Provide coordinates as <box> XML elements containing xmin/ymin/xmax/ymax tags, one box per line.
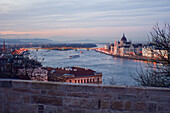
<box><xmin>30</xmin><ymin>48</ymin><xmax>148</xmax><ymax>86</ymax></box>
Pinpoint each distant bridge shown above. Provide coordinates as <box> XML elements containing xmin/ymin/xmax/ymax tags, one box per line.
<box><xmin>12</xmin><ymin>47</ymin><xmax>98</xmax><ymax>55</ymax></box>
<box><xmin>27</xmin><ymin>47</ymin><xmax>98</xmax><ymax>51</ymax></box>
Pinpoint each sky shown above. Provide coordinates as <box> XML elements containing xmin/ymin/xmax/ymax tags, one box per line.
<box><xmin>0</xmin><ymin>0</ymin><xmax>170</xmax><ymax>42</ymax></box>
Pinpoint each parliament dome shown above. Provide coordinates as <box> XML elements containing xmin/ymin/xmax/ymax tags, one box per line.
<box><xmin>121</xmin><ymin>33</ymin><xmax>127</xmax><ymax>42</ymax></box>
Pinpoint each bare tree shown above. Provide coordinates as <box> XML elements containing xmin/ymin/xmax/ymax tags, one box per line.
<box><xmin>17</xmin><ymin>51</ymin><xmax>42</xmax><ymax>80</ymax></box>
<box><xmin>131</xmin><ymin>24</ymin><xmax>170</xmax><ymax>87</ymax></box>
<box><xmin>150</xmin><ymin>23</ymin><xmax>170</xmax><ymax>64</ymax></box>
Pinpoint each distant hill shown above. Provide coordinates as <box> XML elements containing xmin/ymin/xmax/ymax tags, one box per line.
<box><xmin>0</xmin><ymin>38</ymin><xmax>59</xmax><ymax>45</ymax></box>
<box><xmin>64</xmin><ymin>39</ymin><xmax>101</xmax><ymax>43</ymax></box>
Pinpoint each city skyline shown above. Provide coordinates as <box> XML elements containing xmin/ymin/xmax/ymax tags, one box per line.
<box><xmin>0</xmin><ymin>0</ymin><xmax>170</xmax><ymax>42</ymax></box>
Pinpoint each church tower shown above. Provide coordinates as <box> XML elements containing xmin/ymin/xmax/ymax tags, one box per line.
<box><xmin>114</xmin><ymin>40</ymin><xmax>119</xmax><ymax>55</ymax></box>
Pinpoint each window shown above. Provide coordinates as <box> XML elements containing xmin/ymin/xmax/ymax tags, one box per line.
<box><xmin>69</xmin><ymin>80</ymin><xmax>72</xmax><ymax>83</ymax></box>
<box><xmin>97</xmin><ymin>78</ymin><xmax>99</xmax><ymax>82</ymax></box>
<box><xmin>87</xmin><ymin>79</ymin><xmax>89</xmax><ymax>83</ymax></box>
<box><xmin>75</xmin><ymin>80</ymin><xmax>77</xmax><ymax>83</ymax></box>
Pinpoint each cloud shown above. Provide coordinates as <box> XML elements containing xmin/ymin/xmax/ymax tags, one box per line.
<box><xmin>0</xmin><ymin>33</ymin><xmax>40</xmax><ymax>39</ymax></box>
<box><xmin>0</xmin><ymin>0</ymin><xmax>170</xmax><ymax>41</ymax></box>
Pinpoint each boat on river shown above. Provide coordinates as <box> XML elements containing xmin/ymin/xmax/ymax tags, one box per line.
<box><xmin>69</xmin><ymin>55</ymin><xmax>80</xmax><ymax>58</ymax></box>
<box><xmin>80</xmin><ymin>51</ymin><xmax>83</xmax><ymax>54</ymax></box>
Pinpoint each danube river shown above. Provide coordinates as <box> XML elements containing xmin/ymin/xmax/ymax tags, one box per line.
<box><xmin>30</xmin><ymin>45</ymin><xmax>147</xmax><ymax>86</ymax></box>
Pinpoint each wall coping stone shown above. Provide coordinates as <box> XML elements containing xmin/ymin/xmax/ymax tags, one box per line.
<box><xmin>0</xmin><ymin>78</ymin><xmax>170</xmax><ymax>91</ymax></box>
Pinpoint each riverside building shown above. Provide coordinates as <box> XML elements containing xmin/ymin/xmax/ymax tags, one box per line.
<box><xmin>47</xmin><ymin>66</ymin><xmax>102</xmax><ymax>84</ymax></box>
<box><xmin>105</xmin><ymin>34</ymin><xmax>142</xmax><ymax>56</ymax></box>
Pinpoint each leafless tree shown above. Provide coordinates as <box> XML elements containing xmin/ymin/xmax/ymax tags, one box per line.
<box><xmin>18</xmin><ymin>51</ymin><xmax>42</xmax><ymax>80</ymax></box>
<box><xmin>131</xmin><ymin>23</ymin><xmax>170</xmax><ymax>87</ymax></box>
<box><xmin>150</xmin><ymin>23</ymin><xmax>170</xmax><ymax>64</ymax></box>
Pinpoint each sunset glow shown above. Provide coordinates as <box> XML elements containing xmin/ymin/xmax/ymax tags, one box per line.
<box><xmin>0</xmin><ymin>0</ymin><xmax>170</xmax><ymax>42</ymax></box>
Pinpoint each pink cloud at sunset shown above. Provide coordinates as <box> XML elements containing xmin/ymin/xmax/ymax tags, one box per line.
<box><xmin>0</xmin><ymin>26</ymin><xmax>151</xmax><ymax>42</ymax></box>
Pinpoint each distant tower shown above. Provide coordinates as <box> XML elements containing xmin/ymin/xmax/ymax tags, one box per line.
<box><xmin>3</xmin><ymin>40</ymin><xmax>6</xmax><ymax>53</ymax></box>
<box><xmin>114</xmin><ymin>40</ymin><xmax>119</xmax><ymax>55</ymax></box>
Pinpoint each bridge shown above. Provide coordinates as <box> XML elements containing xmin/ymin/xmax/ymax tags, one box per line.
<box><xmin>29</xmin><ymin>47</ymin><xmax>97</xmax><ymax>51</ymax></box>
<box><xmin>12</xmin><ymin>47</ymin><xmax>98</xmax><ymax>55</ymax></box>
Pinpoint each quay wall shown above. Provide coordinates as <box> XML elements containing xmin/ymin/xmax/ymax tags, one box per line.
<box><xmin>0</xmin><ymin>79</ymin><xmax>170</xmax><ymax>113</ymax></box>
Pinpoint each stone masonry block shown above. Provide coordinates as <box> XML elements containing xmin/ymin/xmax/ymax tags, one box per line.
<box><xmin>67</xmin><ymin>92</ymin><xmax>89</xmax><ymax>98</ymax></box>
<box><xmin>67</xmin><ymin>92</ymin><xmax>112</xmax><ymax>100</ymax></box>
<box><xmin>110</xmin><ymin>101</ymin><xmax>123</xmax><ymax>111</ymax></box>
<box><xmin>31</xmin><ymin>82</ymin><xmax>55</xmax><ymax>89</ymax></box>
<box><xmin>0</xmin><ymin>81</ymin><xmax>12</xmax><ymax>88</ymax></box>
<box><xmin>149</xmin><ymin>96</ymin><xmax>169</xmax><ymax>103</ymax></box>
<box><xmin>22</xmin><ymin>95</ymin><xmax>31</xmax><ymax>103</ymax></box>
<box><xmin>70</xmin><ymin>108</ymin><xmax>86</xmax><ymax>113</ymax></box>
<box><xmin>19</xmin><ymin>104</ymin><xmax>37</xmax><ymax>113</ymax></box>
<box><xmin>56</xmin><ymin>84</ymin><xmax>103</xmax><ymax>93</ymax></box>
<box><xmin>85</xmin><ymin>109</ymin><xmax>106</xmax><ymax>113</ymax></box>
<box><xmin>133</xmin><ymin>102</ymin><xmax>147</xmax><ymax>111</ymax></box>
<box><xmin>47</xmin><ymin>90</ymin><xmax>66</xmax><ymax>97</ymax></box>
<box><xmin>136</xmin><ymin>95</ymin><xmax>149</xmax><ymax>102</ymax></box>
<box><xmin>158</xmin><ymin>103</ymin><xmax>170</xmax><ymax>112</ymax></box>
<box><xmin>147</xmin><ymin>103</ymin><xmax>157</xmax><ymax>112</ymax></box>
<box><xmin>5</xmin><ymin>92</ymin><xmax>23</xmax><ymax>104</ymax></box>
<box><xmin>101</xmin><ymin>100</ymin><xmax>109</xmax><ymax>109</ymax></box>
<box><xmin>13</xmin><ymin>88</ymin><xmax>40</xmax><ymax>94</ymax></box>
<box><xmin>63</xmin><ymin>97</ymin><xmax>98</xmax><ymax>109</ymax></box>
<box><xmin>126</xmin><ymin>87</ymin><xmax>146</xmax><ymax>96</ymax></box>
<box><xmin>45</xmin><ymin>105</ymin><xmax>64</xmax><ymax>113</ymax></box>
<box><xmin>0</xmin><ymin>93</ymin><xmax>3</xmax><ymax>113</ymax></box>
<box><xmin>146</xmin><ymin>88</ymin><xmax>170</xmax><ymax>97</ymax></box>
<box><xmin>5</xmin><ymin>103</ymin><xmax>37</xmax><ymax>113</ymax></box>
<box><xmin>41</xmin><ymin>89</ymin><xmax>47</xmax><ymax>95</ymax></box>
<box><xmin>31</xmin><ymin>95</ymin><xmax>62</xmax><ymax>106</ymax></box>
<box><xmin>118</xmin><ymin>95</ymin><xmax>136</xmax><ymax>101</ymax></box>
<box><xmin>124</xmin><ymin>101</ymin><xmax>132</xmax><ymax>111</ymax></box>
<box><xmin>12</xmin><ymin>81</ymin><xmax>31</xmax><ymax>88</ymax></box>
<box><xmin>102</xmin><ymin>87</ymin><xmax>127</xmax><ymax>95</ymax></box>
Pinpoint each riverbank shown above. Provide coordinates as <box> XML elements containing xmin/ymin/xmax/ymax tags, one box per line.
<box><xmin>95</xmin><ymin>48</ymin><xmax>166</xmax><ymax>64</ymax></box>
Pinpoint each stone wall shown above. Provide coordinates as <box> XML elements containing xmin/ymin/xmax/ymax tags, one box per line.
<box><xmin>0</xmin><ymin>79</ymin><xmax>170</xmax><ymax>113</ymax></box>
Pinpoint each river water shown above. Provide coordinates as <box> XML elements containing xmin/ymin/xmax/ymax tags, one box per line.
<box><xmin>30</xmin><ymin>44</ymin><xmax>147</xmax><ymax>86</ymax></box>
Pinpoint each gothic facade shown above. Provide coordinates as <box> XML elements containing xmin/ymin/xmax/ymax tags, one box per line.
<box><xmin>112</xmin><ymin>34</ymin><xmax>142</xmax><ymax>56</ymax></box>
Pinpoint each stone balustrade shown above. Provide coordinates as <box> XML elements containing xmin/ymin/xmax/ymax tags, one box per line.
<box><xmin>0</xmin><ymin>79</ymin><xmax>170</xmax><ymax>113</ymax></box>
